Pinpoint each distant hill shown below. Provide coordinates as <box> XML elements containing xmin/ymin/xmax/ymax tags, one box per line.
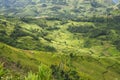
<box><xmin>0</xmin><ymin>0</ymin><xmax>118</xmax><ymax>17</ymax></box>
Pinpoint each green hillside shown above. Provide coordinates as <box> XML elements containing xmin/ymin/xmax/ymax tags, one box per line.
<box><xmin>0</xmin><ymin>15</ymin><xmax>120</xmax><ymax>56</ymax></box>
<box><xmin>0</xmin><ymin>0</ymin><xmax>117</xmax><ymax>17</ymax></box>
<box><xmin>0</xmin><ymin>42</ymin><xmax>120</xmax><ymax>80</ymax></box>
<box><xmin>0</xmin><ymin>12</ymin><xmax>120</xmax><ymax>80</ymax></box>
<box><xmin>0</xmin><ymin>0</ymin><xmax>120</xmax><ymax>80</ymax></box>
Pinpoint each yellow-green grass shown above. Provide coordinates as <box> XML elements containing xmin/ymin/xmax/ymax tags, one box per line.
<box><xmin>0</xmin><ymin>42</ymin><xmax>120</xmax><ymax>80</ymax></box>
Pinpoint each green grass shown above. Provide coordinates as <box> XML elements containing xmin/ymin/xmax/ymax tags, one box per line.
<box><xmin>0</xmin><ymin>42</ymin><xmax>120</xmax><ymax>80</ymax></box>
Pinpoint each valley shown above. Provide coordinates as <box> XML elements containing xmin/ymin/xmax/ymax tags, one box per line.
<box><xmin>0</xmin><ymin>0</ymin><xmax>120</xmax><ymax>80</ymax></box>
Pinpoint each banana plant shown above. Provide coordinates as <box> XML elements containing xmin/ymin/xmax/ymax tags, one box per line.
<box><xmin>25</xmin><ymin>64</ymin><xmax>52</xmax><ymax>80</ymax></box>
<box><xmin>25</xmin><ymin>71</ymin><xmax>38</xmax><ymax>80</ymax></box>
<box><xmin>0</xmin><ymin>63</ymin><xmax>6</xmax><ymax>79</ymax></box>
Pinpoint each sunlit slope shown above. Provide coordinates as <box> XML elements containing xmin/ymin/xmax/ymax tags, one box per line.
<box><xmin>0</xmin><ymin>14</ymin><xmax>120</xmax><ymax>79</ymax></box>
<box><xmin>0</xmin><ymin>42</ymin><xmax>120</xmax><ymax>80</ymax></box>
<box><xmin>0</xmin><ymin>16</ymin><xmax>120</xmax><ymax>56</ymax></box>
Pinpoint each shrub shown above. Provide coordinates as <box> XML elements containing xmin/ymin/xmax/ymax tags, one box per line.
<box><xmin>67</xmin><ymin>24</ymin><xmax>94</xmax><ymax>33</ymax></box>
<box><xmin>25</xmin><ymin>71</ymin><xmax>38</xmax><ymax>80</ymax></box>
<box><xmin>0</xmin><ymin>63</ymin><xmax>7</xmax><ymax>79</ymax></box>
<box><xmin>44</xmin><ymin>45</ymin><xmax>56</xmax><ymax>52</ymax></box>
<box><xmin>50</xmin><ymin>65</ymin><xmax>80</xmax><ymax>80</ymax></box>
<box><xmin>25</xmin><ymin>64</ymin><xmax>52</xmax><ymax>80</ymax></box>
<box><xmin>90</xmin><ymin>29</ymin><xmax>108</xmax><ymax>38</ymax></box>
<box><xmin>38</xmin><ymin>64</ymin><xmax>51</xmax><ymax>80</ymax></box>
<box><xmin>10</xmin><ymin>25</ymin><xmax>29</xmax><ymax>39</ymax></box>
<box><xmin>84</xmin><ymin>40</ymin><xmax>92</xmax><ymax>48</ymax></box>
<box><xmin>113</xmin><ymin>39</ymin><xmax>120</xmax><ymax>51</ymax></box>
<box><xmin>25</xmin><ymin>72</ymin><xmax>38</xmax><ymax>80</ymax></box>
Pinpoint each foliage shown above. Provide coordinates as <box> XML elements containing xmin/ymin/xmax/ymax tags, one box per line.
<box><xmin>67</xmin><ymin>23</ymin><xmax>94</xmax><ymax>33</ymax></box>
<box><xmin>91</xmin><ymin>1</ymin><xmax>103</xmax><ymax>8</ymax></box>
<box><xmin>0</xmin><ymin>7</ymin><xmax>120</xmax><ymax>80</ymax></box>
<box><xmin>25</xmin><ymin>64</ymin><xmax>51</xmax><ymax>80</ymax></box>
<box><xmin>10</xmin><ymin>25</ymin><xmax>29</xmax><ymax>39</ymax></box>
<box><xmin>0</xmin><ymin>0</ymin><xmax>114</xmax><ymax>17</ymax></box>
<box><xmin>0</xmin><ymin>63</ymin><xmax>7</xmax><ymax>79</ymax></box>
<box><xmin>25</xmin><ymin>71</ymin><xmax>38</xmax><ymax>80</ymax></box>
<box><xmin>90</xmin><ymin>29</ymin><xmax>109</xmax><ymax>38</ymax></box>
<box><xmin>38</xmin><ymin>64</ymin><xmax>51</xmax><ymax>80</ymax></box>
<box><xmin>113</xmin><ymin>38</ymin><xmax>120</xmax><ymax>51</ymax></box>
<box><xmin>50</xmin><ymin>65</ymin><xmax>80</xmax><ymax>80</ymax></box>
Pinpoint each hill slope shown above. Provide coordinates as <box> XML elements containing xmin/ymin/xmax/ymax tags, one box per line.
<box><xmin>0</xmin><ymin>14</ymin><xmax>120</xmax><ymax>79</ymax></box>
<box><xmin>0</xmin><ymin>0</ymin><xmax>117</xmax><ymax>17</ymax></box>
<box><xmin>0</xmin><ymin>42</ymin><xmax>120</xmax><ymax>80</ymax></box>
<box><xmin>0</xmin><ymin>15</ymin><xmax>120</xmax><ymax>56</ymax></box>
<box><xmin>0</xmin><ymin>1</ymin><xmax>120</xmax><ymax>79</ymax></box>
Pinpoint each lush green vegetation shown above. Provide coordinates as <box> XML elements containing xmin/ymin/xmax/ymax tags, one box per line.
<box><xmin>0</xmin><ymin>13</ymin><xmax>120</xmax><ymax>80</ymax></box>
<box><xmin>0</xmin><ymin>42</ymin><xmax>120</xmax><ymax>80</ymax></box>
<box><xmin>0</xmin><ymin>0</ymin><xmax>116</xmax><ymax>17</ymax></box>
<box><xmin>0</xmin><ymin>0</ymin><xmax>120</xmax><ymax>80</ymax></box>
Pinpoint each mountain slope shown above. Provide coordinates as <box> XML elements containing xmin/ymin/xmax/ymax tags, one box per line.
<box><xmin>0</xmin><ymin>1</ymin><xmax>120</xmax><ymax>80</ymax></box>
<box><xmin>0</xmin><ymin>15</ymin><xmax>120</xmax><ymax>79</ymax></box>
<box><xmin>0</xmin><ymin>15</ymin><xmax>120</xmax><ymax>56</ymax></box>
<box><xmin>0</xmin><ymin>42</ymin><xmax>120</xmax><ymax>80</ymax></box>
<box><xmin>0</xmin><ymin>0</ymin><xmax>117</xmax><ymax>17</ymax></box>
